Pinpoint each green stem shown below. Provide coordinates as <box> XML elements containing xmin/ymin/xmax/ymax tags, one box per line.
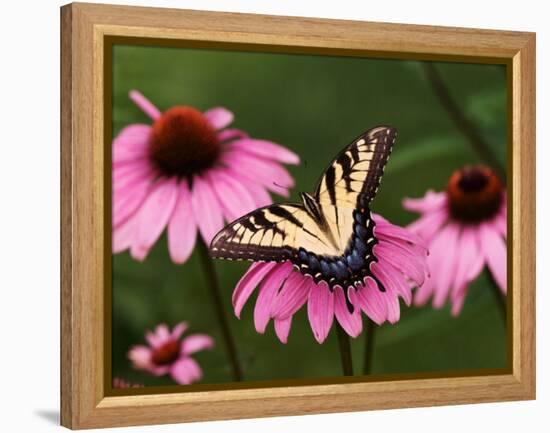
<box><xmin>335</xmin><ymin>323</ymin><xmax>354</xmax><ymax>376</ymax></box>
<box><xmin>363</xmin><ymin>319</ymin><xmax>376</xmax><ymax>375</ymax></box>
<box><xmin>196</xmin><ymin>239</ymin><xmax>243</xmax><ymax>381</ymax></box>
<box><xmin>486</xmin><ymin>268</ymin><xmax>508</xmax><ymax>325</ymax></box>
<box><xmin>422</xmin><ymin>62</ymin><xmax>506</xmax><ymax>181</ymax></box>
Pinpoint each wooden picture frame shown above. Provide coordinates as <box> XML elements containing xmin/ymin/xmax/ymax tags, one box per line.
<box><xmin>60</xmin><ymin>2</ymin><xmax>536</xmax><ymax>429</ymax></box>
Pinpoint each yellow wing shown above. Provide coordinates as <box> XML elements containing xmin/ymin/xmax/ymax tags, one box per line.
<box><xmin>210</xmin><ymin>126</ymin><xmax>396</xmax><ymax>291</ymax></box>
<box><xmin>209</xmin><ymin>203</ymin><xmax>343</xmax><ymax>262</ymax></box>
<box><xmin>315</xmin><ymin>126</ymin><xmax>396</xmax><ymax>210</ymax></box>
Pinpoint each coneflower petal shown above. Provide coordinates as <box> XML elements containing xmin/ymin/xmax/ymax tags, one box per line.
<box><xmin>233</xmin><ymin>262</ymin><xmax>277</xmax><ymax>318</ymax></box>
<box><xmin>480</xmin><ymin>223</ymin><xmax>507</xmax><ymax>293</ymax></box>
<box><xmin>112</xmin><ymin>124</ymin><xmax>151</xmax><ymax>163</ymax></box>
<box><xmin>334</xmin><ymin>287</ymin><xmax>363</xmax><ymax>338</ymax></box>
<box><xmin>131</xmin><ymin>178</ymin><xmax>179</xmax><ymax>261</ymax></box>
<box><xmin>167</xmin><ymin>182</ymin><xmax>198</xmax><ymax>265</ymax></box>
<box><xmin>254</xmin><ymin>262</ymin><xmax>293</xmax><ymax>333</ymax></box>
<box><xmin>170</xmin><ymin>358</ymin><xmax>203</xmax><ymax>385</ymax></box>
<box><xmin>190</xmin><ymin>175</ymin><xmax>225</xmax><ymax>244</ymax></box>
<box><xmin>307</xmin><ymin>281</ymin><xmax>335</xmax><ymax>343</ymax></box>
<box><xmin>274</xmin><ymin>317</ymin><xmax>292</xmax><ymax>344</ymax></box>
<box><xmin>204</xmin><ymin>107</ymin><xmax>234</xmax><ymax>130</ymax></box>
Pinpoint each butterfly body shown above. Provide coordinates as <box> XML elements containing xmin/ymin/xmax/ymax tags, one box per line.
<box><xmin>293</xmin><ymin>205</ymin><xmax>379</xmax><ymax>289</ymax></box>
<box><xmin>210</xmin><ymin>126</ymin><xmax>397</xmax><ymax>293</ymax></box>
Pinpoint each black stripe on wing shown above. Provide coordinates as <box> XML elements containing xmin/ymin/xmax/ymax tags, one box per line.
<box><xmin>209</xmin><ymin>203</ymin><xmax>304</xmax><ymax>262</ymax></box>
<box><xmin>314</xmin><ymin>126</ymin><xmax>397</xmax><ymax>209</ymax></box>
<box><xmin>360</xmin><ymin>126</ymin><xmax>396</xmax><ymax>207</ymax></box>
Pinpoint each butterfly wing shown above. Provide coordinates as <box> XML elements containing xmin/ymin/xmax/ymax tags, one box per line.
<box><xmin>314</xmin><ymin>126</ymin><xmax>396</xmax><ymax>209</ymax></box>
<box><xmin>210</xmin><ymin>126</ymin><xmax>396</xmax><ymax>290</ymax></box>
<box><xmin>210</xmin><ymin>203</ymin><xmax>342</xmax><ymax>262</ymax></box>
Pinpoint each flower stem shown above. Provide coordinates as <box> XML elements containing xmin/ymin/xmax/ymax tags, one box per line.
<box><xmin>196</xmin><ymin>239</ymin><xmax>243</xmax><ymax>381</ymax></box>
<box><xmin>362</xmin><ymin>319</ymin><xmax>376</xmax><ymax>375</ymax></box>
<box><xmin>485</xmin><ymin>268</ymin><xmax>507</xmax><ymax>325</ymax></box>
<box><xmin>421</xmin><ymin>62</ymin><xmax>506</xmax><ymax>181</ymax></box>
<box><xmin>335</xmin><ymin>323</ymin><xmax>354</xmax><ymax>376</ymax></box>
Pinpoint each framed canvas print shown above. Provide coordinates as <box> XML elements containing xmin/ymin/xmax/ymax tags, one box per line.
<box><xmin>60</xmin><ymin>2</ymin><xmax>536</xmax><ymax>429</ymax></box>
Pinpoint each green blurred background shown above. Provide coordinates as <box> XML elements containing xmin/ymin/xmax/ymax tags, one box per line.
<box><xmin>111</xmin><ymin>44</ymin><xmax>508</xmax><ymax>387</ymax></box>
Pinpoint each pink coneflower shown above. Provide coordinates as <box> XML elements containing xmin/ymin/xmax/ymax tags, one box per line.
<box><xmin>128</xmin><ymin>322</ymin><xmax>214</xmax><ymax>385</ymax></box>
<box><xmin>112</xmin><ymin>377</ymin><xmax>143</xmax><ymax>389</ymax></box>
<box><xmin>231</xmin><ymin>214</ymin><xmax>429</xmax><ymax>344</ymax></box>
<box><xmin>113</xmin><ymin>90</ymin><xmax>299</xmax><ymax>263</ymax></box>
<box><xmin>403</xmin><ymin>165</ymin><xmax>507</xmax><ymax>315</ymax></box>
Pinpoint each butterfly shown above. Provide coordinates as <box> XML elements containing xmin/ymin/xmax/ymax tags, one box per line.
<box><xmin>210</xmin><ymin>125</ymin><xmax>396</xmax><ymax>293</ymax></box>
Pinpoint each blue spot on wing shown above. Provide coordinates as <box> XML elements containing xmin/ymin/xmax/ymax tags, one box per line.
<box><xmin>320</xmin><ymin>259</ymin><xmax>330</xmax><ymax>276</ymax></box>
<box><xmin>346</xmin><ymin>250</ymin><xmax>364</xmax><ymax>271</ymax></box>
<box><xmin>308</xmin><ymin>255</ymin><xmax>320</xmax><ymax>272</ymax></box>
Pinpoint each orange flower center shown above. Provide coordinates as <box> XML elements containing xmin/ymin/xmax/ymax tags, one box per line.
<box><xmin>151</xmin><ymin>340</ymin><xmax>180</xmax><ymax>366</ymax></box>
<box><xmin>149</xmin><ymin>106</ymin><xmax>220</xmax><ymax>177</ymax></box>
<box><xmin>447</xmin><ymin>165</ymin><xmax>503</xmax><ymax>223</ymax></box>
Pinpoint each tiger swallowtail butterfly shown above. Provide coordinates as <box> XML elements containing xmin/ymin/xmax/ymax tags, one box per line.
<box><xmin>210</xmin><ymin>126</ymin><xmax>396</xmax><ymax>291</ymax></box>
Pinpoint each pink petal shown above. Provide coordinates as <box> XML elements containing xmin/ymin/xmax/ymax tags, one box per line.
<box><xmin>128</xmin><ymin>345</ymin><xmax>152</xmax><ymax>370</ymax></box>
<box><xmin>145</xmin><ymin>331</ymin><xmax>162</xmax><ymax>349</ymax></box>
<box><xmin>451</xmin><ymin>246</ymin><xmax>485</xmax><ymax>317</ymax></box>
<box><xmin>414</xmin><ymin>272</ymin><xmax>434</xmax><ymax>307</ymax></box>
<box><xmin>113</xmin><ymin>156</ymin><xmax>153</xmax><ymax>190</ymax></box>
<box><xmin>228</xmin><ymin>138</ymin><xmax>300</xmax><ymax>165</ymax></box>
<box><xmin>112</xmin><ymin>158</ymin><xmax>156</xmax><ymax>229</ymax></box>
<box><xmin>271</xmin><ymin>272</ymin><xmax>311</xmax><ymax>319</ymax></box>
<box><xmin>112</xmin><ymin>210</ymin><xmax>139</xmax><ymax>253</ymax></box>
<box><xmin>129</xmin><ymin>90</ymin><xmax>161</xmax><ymax>120</ymax></box>
<box><xmin>466</xmin><ymin>254</ymin><xmax>485</xmax><ymax>281</ymax></box>
<box><xmin>154</xmin><ymin>324</ymin><xmax>171</xmax><ymax>341</ymax></box>
<box><xmin>171</xmin><ymin>322</ymin><xmax>189</xmax><ymax>340</ymax></box>
<box><xmin>367</xmin><ymin>277</ymin><xmax>401</xmax><ymax>323</ymax></box>
<box><xmin>225</xmin><ymin>168</ymin><xmax>275</xmax><ymax>206</ymax></box>
<box><xmin>406</xmin><ymin>206</ymin><xmax>449</xmax><ymax>243</ymax></box>
<box><xmin>274</xmin><ymin>317</ymin><xmax>292</xmax><ymax>344</ymax></box>
<box><xmin>204</xmin><ymin>107</ymin><xmax>234</xmax><ymax>130</ymax></box>
<box><xmin>494</xmin><ymin>211</ymin><xmax>507</xmax><ymax>238</ymax></box>
<box><xmin>376</xmin><ymin>231</ymin><xmax>429</xmax><ymax>263</ymax></box>
<box><xmin>209</xmin><ymin>168</ymin><xmax>258</xmax><ymax>217</ymax></box>
<box><xmin>450</xmin><ymin>228</ymin><xmax>487</xmax><ymax>314</ymax></box>
<box><xmin>112</xmin><ymin>124</ymin><xmax>151</xmax><ymax>163</ymax></box>
<box><xmin>233</xmin><ymin>262</ymin><xmax>278</xmax><ymax>318</ymax></box>
<box><xmin>354</xmin><ymin>278</ymin><xmax>387</xmax><ymax>325</ymax></box>
<box><xmin>167</xmin><ymin>182</ymin><xmax>197</xmax><ymax>264</ymax></box>
<box><xmin>130</xmin><ymin>178</ymin><xmax>179</xmax><ymax>261</ymax></box>
<box><xmin>170</xmin><ymin>357</ymin><xmax>202</xmax><ymax>385</ymax></box>
<box><xmin>451</xmin><ymin>227</ymin><xmax>482</xmax><ymax>300</ymax></box>
<box><xmin>206</xmin><ymin>170</ymin><xmax>256</xmax><ymax>221</ymax></box>
<box><xmin>254</xmin><ymin>262</ymin><xmax>294</xmax><ymax>333</ymax></box>
<box><xmin>190</xmin><ymin>175</ymin><xmax>225</xmax><ymax>244</ymax></box>
<box><xmin>451</xmin><ymin>290</ymin><xmax>467</xmax><ymax>317</ymax></box>
<box><xmin>430</xmin><ymin>223</ymin><xmax>461</xmax><ymax>308</ymax></box>
<box><xmin>402</xmin><ymin>190</ymin><xmax>447</xmax><ymax>214</ymax></box>
<box><xmin>217</xmin><ymin>128</ymin><xmax>248</xmax><ymax>143</ymax></box>
<box><xmin>413</xmin><ymin>226</ymin><xmax>448</xmax><ymax>306</ymax></box>
<box><xmin>373</xmin><ymin>215</ymin><xmax>428</xmax><ymax>251</ymax></box>
<box><xmin>382</xmin><ymin>292</ymin><xmax>401</xmax><ymax>324</ymax></box>
<box><xmin>334</xmin><ymin>287</ymin><xmax>363</xmax><ymax>337</ymax></box>
<box><xmin>480</xmin><ymin>223</ymin><xmax>507</xmax><ymax>293</ymax></box>
<box><xmin>374</xmin><ymin>242</ymin><xmax>426</xmax><ymax>287</ymax></box>
<box><xmin>451</xmin><ymin>240</ymin><xmax>484</xmax><ymax>316</ymax></box>
<box><xmin>222</xmin><ymin>149</ymin><xmax>294</xmax><ymax>195</ymax></box>
<box><xmin>307</xmin><ymin>281</ymin><xmax>335</xmax><ymax>344</ymax></box>
<box><xmin>181</xmin><ymin>334</ymin><xmax>215</xmax><ymax>355</ymax></box>
<box><xmin>371</xmin><ymin>260</ymin><xmax>412</xmax><ymax>306</ymax></box>
<box><xmin>113</xmin><ymin>173</ymin><xmax>152</xmax><ymax>228</ymax></box>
